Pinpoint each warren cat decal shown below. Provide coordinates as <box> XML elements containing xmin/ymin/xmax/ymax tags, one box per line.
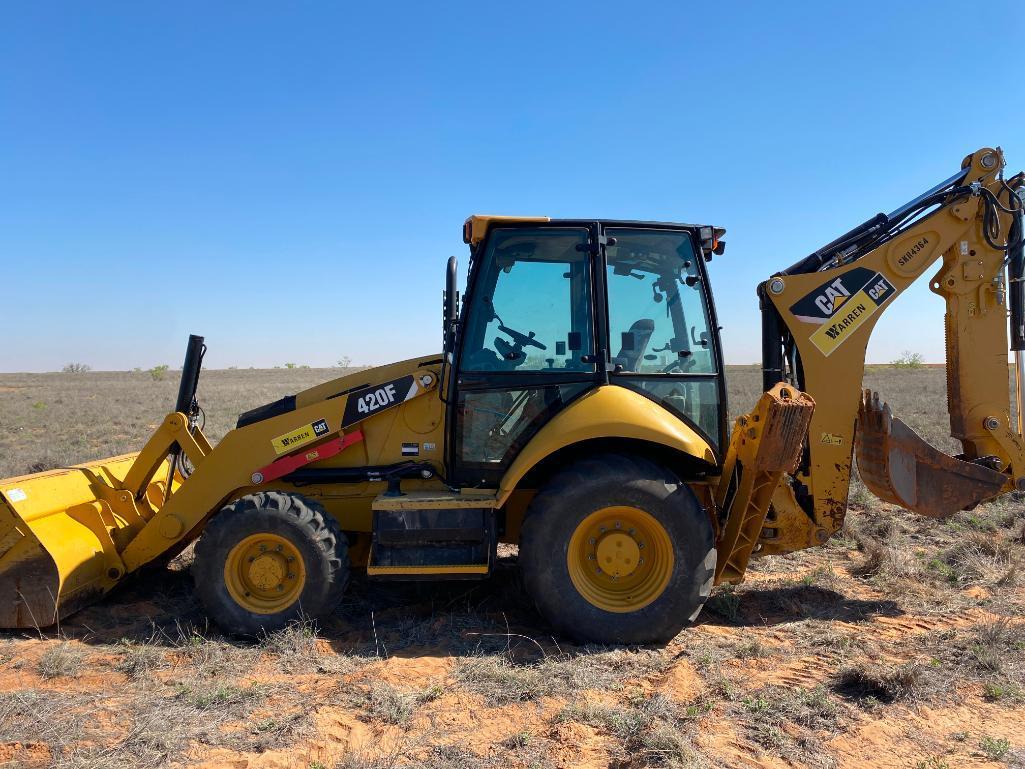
<box><xmin>789</xmin><ymin>267</ymin><xmax>897</xmax><ymax>356</ymax></box>
<box><xmin>271</xmin><ymin>418</ymin><xmax>330</xmax><ymax>455</ymax></box>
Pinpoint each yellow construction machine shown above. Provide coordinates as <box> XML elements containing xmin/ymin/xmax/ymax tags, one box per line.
<box><xmin>1</xmin><ymin>147</ymin><xmax>1022</xmax><ymax>643</ymax></box>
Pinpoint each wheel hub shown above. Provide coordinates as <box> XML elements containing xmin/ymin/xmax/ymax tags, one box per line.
<box><xmin>248</xmin><ymin>554</ymin><xmax>287</xmax><ymax>591</ymax></box>
<box><xmin>224</xmin><ymin>533</ymin><xmax>305</xmax><ymax>614</ymax></box>
<box><xmin>567</xmin><ymin>505</ymin><xmax>674</xmax><ymax>613</ymax></box>
<box><xmin>594</xmin><ymin>531</ymin><xmax>641</xmax><ymax>578</ymax></box>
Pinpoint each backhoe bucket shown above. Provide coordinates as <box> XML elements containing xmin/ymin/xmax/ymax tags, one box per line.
<box><xmin>0</xmin><ymin>454</ymin><xmax>172</xmax><ymax>629</ymax></box>
<box><xmin>855</xmin><ymin>390</ymin><xmax>1006</xmax><ymax>518</ymax></box>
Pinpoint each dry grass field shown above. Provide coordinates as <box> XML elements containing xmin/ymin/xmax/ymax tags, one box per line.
<box><xmin>0</xmin><ymin>366</ymin><xmax>1023</xmax><ymax>769</ymax></box>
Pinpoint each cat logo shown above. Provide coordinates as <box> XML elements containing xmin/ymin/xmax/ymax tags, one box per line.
<box><xmin>813</xmin><ymin>278</ymin><xmax>851</xmax><ymax>316</ymax></box>
<box><xmin>789</xmin><ymin>267</ymin><xmax>893</xmax><ymax>327</ymax></box>
<box><xmin>808</xmin><ymin>272</ymin><xmax>897</xmax><ymax>356</ymax></box>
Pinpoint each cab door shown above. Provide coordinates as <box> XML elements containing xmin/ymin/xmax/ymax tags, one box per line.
<box><xmin>602</xmin><ymin>226</ymin><xmax>726</xmax><ymax>453</ymax></box>
<box><xmin>449</xmin><ymin>225</ymin><xmax>598</xmax><ymax>487</ymax></box>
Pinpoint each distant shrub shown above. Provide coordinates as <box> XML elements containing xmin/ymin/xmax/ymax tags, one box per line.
<box><xmin>891</xmin><ymin>351</ymin><xmax>924</xmax><ymax>369</ymax></box>
<box><xmin>149</xmin><ymin>364</ymin><xmax>170</xmax><ymax>381</ymax></box>
<box><xmin>61</xmin><ymin>363</ymin><xmax>91</xmax><ymax>374</ymax></box>
<box><xmin>337</xmin><ymin>355</ymin><xmax>352</xmax><ymax>368</ymax></box>
<box><xmin>284</xmin><ymin>363</ymin><xmax>298</xmax><ymax>369</ymax></box>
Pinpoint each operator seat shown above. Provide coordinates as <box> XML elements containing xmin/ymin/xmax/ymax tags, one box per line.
<box><xmin>612</xmin><ymin>319</ymin><xmax>655</xmax><ymax>371</ymax></box>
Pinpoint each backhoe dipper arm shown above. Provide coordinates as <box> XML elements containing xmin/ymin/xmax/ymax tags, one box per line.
<box><xmin>757</xmin><ymin>147</ymin><xmax>1024</xmax><ymax>552</ymax></box>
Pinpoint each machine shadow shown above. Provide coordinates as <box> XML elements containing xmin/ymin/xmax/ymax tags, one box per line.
<box><xmin>7</xmin><ymin>555</ymin><xmax>901</xmax><ymax>655</ymax></box>
<box><xmin>699</xmin><ymin>583</ymin><xmax>903</xmax><ymax>628</ymax></box>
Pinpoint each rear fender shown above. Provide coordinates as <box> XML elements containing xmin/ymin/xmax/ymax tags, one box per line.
<box><xmin>497</xmin><ymin>385</ymin><xmax>717</xmax><ymax>507</ymax></box>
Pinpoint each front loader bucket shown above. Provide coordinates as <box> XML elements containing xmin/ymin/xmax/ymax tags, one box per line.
<box><xmin>0</xmin><ymin>454</ymin><xmax>172</xmax><ymax>629</ymax></box>
<box><xmin>855</xmin><ymin>390</ymin><xmax>1006</xmax><ymax>518</ymax></box>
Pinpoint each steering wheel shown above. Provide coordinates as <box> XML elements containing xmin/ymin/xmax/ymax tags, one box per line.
<box><xmin>661</xmin><ymin>353</ymin><xmax>694</xmax><ymax>373</ymax></box>
<box><xmin>498</xmin><ymin>324</ymin><xmax>547</xmax><ymax>350</ymax></box>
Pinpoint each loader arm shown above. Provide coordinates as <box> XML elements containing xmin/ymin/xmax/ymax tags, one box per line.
<box><xmin>753</xmin><ymin>147</ymin><xmax>1024</xmax><ymax>554</ymax></box>
<box><xmin>0</xmin><ymin>355</ymin><xmax>441</xmax><ymax>628</ymax></box>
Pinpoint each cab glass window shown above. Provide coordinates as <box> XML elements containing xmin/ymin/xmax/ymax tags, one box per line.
<box><xmin>460</xmin><ymin>228</ymin><xmax>593</xmax><ymax>372</ymax></box>
<box><xmin>605</xmin><ymin>229</ymin><xmax>716</xmax><ymax>374</ymax></box>
<box><xmin>605</xmin><ymin>228</ymin><xmax>720</xmax><ymax>448</ymax></box>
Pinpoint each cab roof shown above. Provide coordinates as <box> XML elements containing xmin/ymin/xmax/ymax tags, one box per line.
<box><xmin>462</xmin><ymin>215</ymin><xmax>725</xmax><ymax>249</ymax></box>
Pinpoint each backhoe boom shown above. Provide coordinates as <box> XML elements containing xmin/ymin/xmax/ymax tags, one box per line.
<box><xmin>751</xmin><ymin>147</ymin><xmax>1024</xmax><ymax>554</ymax></box>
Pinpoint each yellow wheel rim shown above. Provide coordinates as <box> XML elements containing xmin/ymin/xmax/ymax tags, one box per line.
<box><xmin>567</xmin><ymin>506</ymin><xmax>674</xmax><ymax>613</ymax></box>
<box><xmin>224</xmin><ymin>533</ymin><xmax>306</xmax><ymax>614</ymax></box>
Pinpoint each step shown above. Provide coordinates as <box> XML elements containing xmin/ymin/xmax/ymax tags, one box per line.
<box><xmin>367</xmin><ymin>499</ymin><xmax>496</xmax><ymax>579</ymax></box>
<box><xmin>371</xmin><ymin>489</ymin><xmax>499</xmax><ymax>511</ymax></box>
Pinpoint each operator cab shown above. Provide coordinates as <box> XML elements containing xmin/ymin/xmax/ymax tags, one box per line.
<box><xmin>446</xmin><ymin>217</ymin><xmax>727</xmax><ymax>486</ymax></box>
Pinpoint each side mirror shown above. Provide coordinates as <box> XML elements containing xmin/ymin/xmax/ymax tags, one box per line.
<box><xmin>443</xmin><ymin>256</ymin><xmax>459</xmax><ymax>355</ymax></box>
<box><xmin>698</xmin><ymin>226</ymin><xmax>726</xmax><ymax>260</ymax></box>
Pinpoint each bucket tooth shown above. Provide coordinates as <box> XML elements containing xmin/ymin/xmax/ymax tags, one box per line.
<box><xmin>855</xmin><ymin>389</ymin><xmax>1006</xmax><ymax>518</ymax></box>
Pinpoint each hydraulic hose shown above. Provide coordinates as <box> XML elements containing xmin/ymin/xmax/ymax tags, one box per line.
<box><xmin>1008</xmin><ymin>205</ymin><xmax>1025</xmax><ymax>436</ymax></box>
<box><xmin>781</xmin><ymin>167</ymin><xmax>970</xmax><ymax>276</ymax></box>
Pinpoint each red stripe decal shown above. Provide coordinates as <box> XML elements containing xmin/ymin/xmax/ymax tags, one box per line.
<box><xmin>253</xmin><ymin>430</ymin><xmax>364</xmax><ymax>485</ymax></box>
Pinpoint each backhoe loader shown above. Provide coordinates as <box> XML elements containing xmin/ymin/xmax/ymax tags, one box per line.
<box><xmin>1</xmin><ymin>147</ymin><xmax>1022</xmax><ymax>644</ymax></box>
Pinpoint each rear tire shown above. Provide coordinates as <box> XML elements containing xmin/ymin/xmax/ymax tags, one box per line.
<box><xmin>193</xmin><ymin>491</ymin><xmax>349</xmax><ymax>636</ymax></box>
<box><xmin>519</xmin><ymin>454</ymin><xmax>715</xmax><ymax>644</ymax></box>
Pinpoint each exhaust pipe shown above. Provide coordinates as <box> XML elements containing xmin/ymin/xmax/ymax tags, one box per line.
<box><xmin>165</xmin><ymin>334</ymin><xmax>205</xmax><ymax>502</ymax></box>
<box><xmin>175</xmin><ymin>334</ymin><xmax>206</xmax><ymax>416</ymax></box>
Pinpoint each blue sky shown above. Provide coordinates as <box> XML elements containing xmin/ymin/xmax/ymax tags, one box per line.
<box><xmin>1</xmin><ymin>2</ymin><xmax>1023</xmax><ymax>372</ymax></box>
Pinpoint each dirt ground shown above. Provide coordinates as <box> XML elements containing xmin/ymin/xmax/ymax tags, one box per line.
<box><xmin>0</xmin><ymin>367</ymin><xmax>1023</xmax><ymax>768</ymax></box>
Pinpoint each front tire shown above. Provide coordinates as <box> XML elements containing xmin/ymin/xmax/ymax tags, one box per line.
<box><xmin>193</xmin><ymin>491</ymin><xmax>349</xmax><ymax>636</ymax></box>
<box><xmin>519</xmin><ymin>454</ymin><xmax>715</xmax><ymax>644</ymax></box>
